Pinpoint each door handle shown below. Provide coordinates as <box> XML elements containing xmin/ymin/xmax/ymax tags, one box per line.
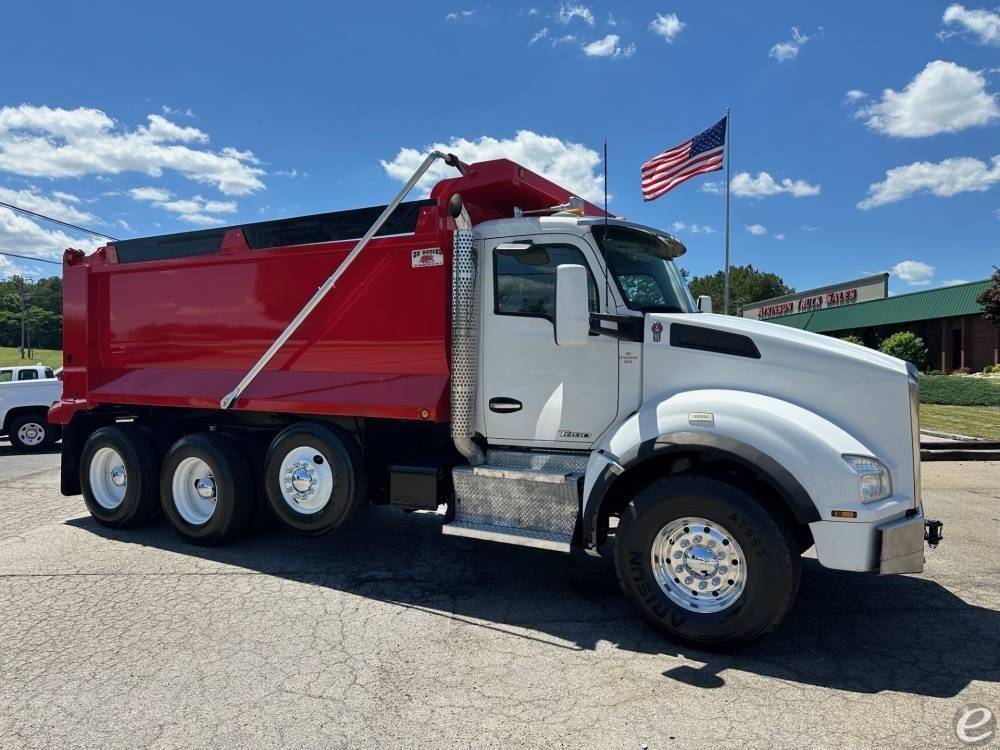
<box><xmin>489</xmin><ymin>397</ymin><xmax>523</xmax><ymax>413</ymax></box>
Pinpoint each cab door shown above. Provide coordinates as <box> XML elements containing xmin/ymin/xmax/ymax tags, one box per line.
<box><xmin>480</xmin><ymin>234</ymin><xmax>619</xmax><ymax>447</ymax></box>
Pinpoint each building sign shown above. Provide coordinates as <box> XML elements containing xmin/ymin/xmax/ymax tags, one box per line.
<box><xmin>740</xmin><ymin>273</ymin><xmax>888</xmax><ymax>321</ymax></box>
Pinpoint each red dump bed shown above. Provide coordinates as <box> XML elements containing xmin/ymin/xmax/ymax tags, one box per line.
<box><xmin>51</xmin><ymin>160</ymin><xmax>604</xmax><ymax>426</ymax></box>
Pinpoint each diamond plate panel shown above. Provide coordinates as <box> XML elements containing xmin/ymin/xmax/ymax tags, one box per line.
<box><xmin>452</xmin><ymin>465</ymin><xmax>580</xmax><ymax>536</ymax></box>
<box><xmin>487</xmin><ymin>448</ymin><xmax>589</xmax><ymax>474</ymax></box>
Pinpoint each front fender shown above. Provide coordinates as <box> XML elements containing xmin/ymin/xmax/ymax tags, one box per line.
<box><xmin>582</xmin><ymin>389</ymin><xmax>892</xmax><ymax>551</ymax></box>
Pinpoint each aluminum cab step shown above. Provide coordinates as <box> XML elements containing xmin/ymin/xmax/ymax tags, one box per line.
<box><xmin>442</xmin><ymin>456</ymin><xmax>584</xmax><ymax>552</ymax></box>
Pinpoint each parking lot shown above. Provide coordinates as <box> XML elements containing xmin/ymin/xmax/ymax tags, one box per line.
<box><xmin>1</xmin><ymin>444</ymin><xmax>997</xmax><ymax>750</ymax></box>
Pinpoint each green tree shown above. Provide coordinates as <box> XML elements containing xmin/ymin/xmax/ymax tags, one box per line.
<box><xmin>840</xmin><ymin>335</ymin><xmax>865</xmax><ymax>347</ymax></box>
<box><xmin>977</xmin><ymin>266</ymin><xmax>1000</xmax><ymax>327</ymax></box>
<box><xmin>879</xmin><ymin>331</ymin><xmax>927</xmax><ymax>369</ymax></box>
<box><xmin>0</xmin><ymin>275</ymin><xmax>63</xmax><ymax>349</ymax></box>
<box><xmin>688</xmin><ymin>264</ymin><xmax>794</xmax><ymax>315</ymax></box>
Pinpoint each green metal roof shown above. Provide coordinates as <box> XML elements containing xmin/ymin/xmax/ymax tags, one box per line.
<box><xmin>766</xmin><ymin>279</ymin><xmax>990</xmax><ymax>333</ymax></box>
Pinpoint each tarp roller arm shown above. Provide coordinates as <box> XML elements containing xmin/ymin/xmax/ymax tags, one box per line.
<box><xmin>220</xmin><ymin>151</ymin><xmax>469</xmax><ymax>409</ymax></box>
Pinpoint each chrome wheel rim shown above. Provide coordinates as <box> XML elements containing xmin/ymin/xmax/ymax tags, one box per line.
<box><xmin>172</xmin><ymin>457</ymin><xmax>217</xmax><ymax>525</ymax></box>
<box><xmin>89</xmin><ymin>447</ymin><xmax>128</xmax><ymax>510</ymax></box>
<box><xmin>17</xmin><ymin>421</ymin><xmax>46</xmax><ymax>447</ymax></box>
<box><xmin>278</xmin><ymin>446</ymin><xmax>334</xmax><ymax>515</ymax></box>
<box><xmin>651</xmin><ymin>516</ymin><xmax>747</xmax><ymax>613</ymax></box>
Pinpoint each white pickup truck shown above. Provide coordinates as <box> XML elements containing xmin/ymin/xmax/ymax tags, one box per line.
<box><xmin>0</xmin><ymin>365</ymin><xmax>62</xmax><ymax>451</ymax></box>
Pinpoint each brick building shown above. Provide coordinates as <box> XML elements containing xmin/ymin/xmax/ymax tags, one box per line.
<box><xmin>749</xmin><ymin>279</ymin><xmax>998</xmax><ymax>373</ymax></box>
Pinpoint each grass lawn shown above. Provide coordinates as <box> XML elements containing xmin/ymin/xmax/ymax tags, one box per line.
<box><xmin>0</xmin><ymin>346</ymin><xmax>63</xmax><ymax>370</ymax></box>
<box><xmin>920</xmin><ymin>404</ymin><xmax>1000</xmax><ymax>440</ymax></box>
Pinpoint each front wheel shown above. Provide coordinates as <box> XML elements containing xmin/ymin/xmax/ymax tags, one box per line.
<box><xmin>614</xmin><ymin>475</ymin><xmax>800</xmax><ymax>650</ymax></box>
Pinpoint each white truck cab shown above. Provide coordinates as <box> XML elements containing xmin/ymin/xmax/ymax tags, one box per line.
<box><xmin>441</xmin><ymin>212</ymin><xmax>936</xmax><ymax>648</ymax></box>
<box><xmin>0</xmin><ymin>366</ymin><xmax>62</xmax><ymax>451</ymax></box>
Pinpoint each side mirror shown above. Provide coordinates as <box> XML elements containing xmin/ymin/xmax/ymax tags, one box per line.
<box><xmin>555</xmin><ymin>264</ymin><xmax>590</xmax><ymax>347</ymax></box>
<box><xmin>697</xmin><ymin>295</ymin><xmax>713</xmax><ymax>314</ymax></box>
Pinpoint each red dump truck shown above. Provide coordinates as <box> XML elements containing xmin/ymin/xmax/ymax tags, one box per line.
<box><xmin>53</xmin><ymin>153</ymin><xmax>940</xmax><ymax>649</ymax></box>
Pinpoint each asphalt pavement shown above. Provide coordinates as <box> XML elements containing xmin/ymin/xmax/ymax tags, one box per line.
<box><xmin>0</xmin><ymin>445</ymin><xmax>997</xmax><ymax>749</ymax></box>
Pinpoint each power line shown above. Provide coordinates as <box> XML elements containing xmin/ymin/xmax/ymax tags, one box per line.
<box><xmin>0</xmin><ymin>200</ymin><xmax>119</xmax><ymax>241</ymax></box>
<box><xmin>0</xmin><ymin>250</ymin><xmax>62</xmax><ymax>266</ymax></box>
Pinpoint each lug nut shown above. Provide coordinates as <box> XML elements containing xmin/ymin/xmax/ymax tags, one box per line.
<box><xmin>684</xmin><ymin>576</ymin><xmax>693</xmax><ymax>585</ymax></box>
<box><xmin>698</xmin><ymin>581</ymin><xmax>707</xmax><ymax>590</ymax></box>
<box><xmin>711</xmin><ymin>577</ymin><xmax>720</xmax><ymax>586</ymax></box>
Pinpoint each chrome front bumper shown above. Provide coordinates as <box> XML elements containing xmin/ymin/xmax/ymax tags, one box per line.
<box><xmin>878</xmin><ymin>513</ymin><xmax>942</xmax><ymax>574</ymax></box>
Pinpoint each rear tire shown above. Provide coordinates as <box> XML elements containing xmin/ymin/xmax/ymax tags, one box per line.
<box><xmin>264</xmin><ymin>422</ymin><xmax>364</xmax><ymax>535</ymax></box>
<box><xmin>9</xmin><ymin>413</ymin><xmax>59</xmax><ymax>452</ymax></box>
<box><xmin>161</xmin><ymin>432</ymin><xmax>254</xmax><ymax>545</ymax></box>
<box><xmin>614</xmin><ymin>474</ymin><xmax>800</xmax><ymax>650</ymax></box>
<box><xmin>80</xmin><ymin>425</ymin><xmax>160</xmax><ymax>528</ymax></box>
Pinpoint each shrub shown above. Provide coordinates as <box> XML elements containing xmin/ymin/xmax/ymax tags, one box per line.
<box><xmin>926</xmin><ymin>369</ymin><xmax>943</xmax><ymax>376</ymax></box>
<box><xmin>840</xmin><ymin>335</ymin><xmax>865</xmax><ymax>346</ymax></box>
<box><xmin>879</xmin><ymin>331</ymin><xmax>927</xmax><ymax>369</ymax></box>
<box><xmin>918</xmin><ymin>375</ymin><xmax>1000</xmax><ymax>406</ymax></box>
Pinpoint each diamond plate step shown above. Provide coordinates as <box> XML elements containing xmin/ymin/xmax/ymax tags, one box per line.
<box><xmin>443</xmin><ymin>460</ymin><xmax>582</xmax><ymax>552</ymax></box>
<box><xmin>441</xmin><ymin>521</ymin><xmax>572</xmax><ymax>552</ymax></box>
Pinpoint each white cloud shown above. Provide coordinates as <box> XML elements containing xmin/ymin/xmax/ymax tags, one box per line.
<box><xmin>0</xmin><ymin>206</ymin><xmax>100</xmax><ymax>266</ymax></box>
<box><xmin>891</xmin><ymin>260</ymin><xmax>935</xmax><ymax>286</ymax></box>
<box><xmin>857</xmin><ymin>154</ymin><xmax>1000</xmax><ymax>208</ymax></box>
<box><xmin>769</xmin><ymin>26</ymin><xmax>816</xmax><ymax>62</ymax></box>
<box><xmin>606</xmin><ymin>13</ymin><xmax>618</xmax><ymax>27</ymax></box>
<box><xmin>775</xmin><ymin>233</ymin><xmax>786</xmax><ymax>240</ymax></box>
<box><xmin>671</xmin><ymin>221</ymin><xmax>715</xmax><ymax>234</ymax></box>
<box><xmin>130</xmin><ymin>187</ymin><xmax>238</xmax><ymax>226</ymax></box>
<box><xmin>649</xmin><ymin>13</ymin><xmax>684</xmax><ymax>43</ymax></box>
<box><xmin>582</xmin><ymin>34</ymin><xmax>635</xmax><ymax>58</ymax></box>
<box><xmin>530</xmin><ymin>27</ymin><xmax>550</xmax><ymax>44</ymax></box>
<box><xmin>381</xmin><ymin>131</ymin><xmax>606</xmax><ymax>203</ymax></box>
<box><xmin>941</xmin><ymin>4</ymin><xmax>1000</xmax><ymax>46</ymax></box>
<box><xmin>844</xmin><ymin>89</ymin><xmax>868</xmax><ymax>104</ymax></box>
<box><xmin>702</xmin><ymin>171</ymin><xmax>820</xmax><ymax>198</ymax></box>
<box><xmin>855</xmin><ymin>61</ymin><xmax>999</xmax><ymax>137</ymax></box>
<box><xmin>445</xmin><ymin>9</ymin><xmax>475</xmax><ymax>20</ymax></box>
<box><xmin>161</xmin><ymin>105</ymin><xmax>195</xmax><ymax>118</ymax></box>
<box><xmin>745</xmin><ymin>223</ymin><xmax>767</xmax><ymax>236</ymax></box>
<box><xmin>552</xmin><ymin>34</ymin><xmax>577</xmax><ymax>45</ymax></box>
<box><xmin>558</xmin><ymin>3</ymin><xmax>594</xmax><ymax>25</ymax></box>
<box><xmin>0</xmin><ymin>105</ymin><xmax>265</xmax><ymax>195</ymax></box>
<box><xmin>941</xmin><ymin>278</ymin><xmax>971</xmax><ymax>286</ymax></box>
<box><xmin>0</xmin><ymin>186</ymin><xmax>97</xmax><ymax>225</ymax></box>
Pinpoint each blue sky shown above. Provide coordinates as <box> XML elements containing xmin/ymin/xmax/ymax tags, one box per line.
<box><xmin>0</xmin><ymin>1</ymin><xmax>997</xmax><ymax>294</ymax></box>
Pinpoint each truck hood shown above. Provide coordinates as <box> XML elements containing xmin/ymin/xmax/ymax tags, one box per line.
<box><xmin>643</xmin><ymin>312</ymin><xmax>915</xmax><ymax>493</ymax></box>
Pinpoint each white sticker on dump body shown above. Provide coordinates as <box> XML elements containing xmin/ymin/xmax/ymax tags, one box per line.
<box><xmin>411</xmin><ymin>248</ymin><xmax>443</xmax><ymax>268</ymax></box>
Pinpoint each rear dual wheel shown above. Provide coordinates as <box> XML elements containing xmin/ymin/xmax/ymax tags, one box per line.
<box><xmin>160</xmin><ymin>433</ymin><xmax>254</xmax><ymax>545</ymax></box>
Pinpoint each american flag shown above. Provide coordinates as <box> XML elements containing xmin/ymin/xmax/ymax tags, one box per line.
<box><xmin>642</xmin><ymin>116</ymin><xmax>727</xmax><ymax>202</ymax></box>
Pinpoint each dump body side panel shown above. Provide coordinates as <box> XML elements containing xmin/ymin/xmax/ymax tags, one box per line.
<box><xmin>53</xmin><ymin>204</ymin><xmax>452</xmax><ymax>423</ymax></box>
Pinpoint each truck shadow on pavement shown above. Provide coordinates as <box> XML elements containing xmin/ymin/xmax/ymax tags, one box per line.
<box><xmin>69</xmin><ymin>505</ymin><xmax>998</xmax><ymax>699</ymax></box>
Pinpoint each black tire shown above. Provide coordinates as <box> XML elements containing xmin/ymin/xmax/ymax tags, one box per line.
<box><xmin>8</xmin><ymin>413</ymin><xmax>59</xmax><ymax>452</ymax></box>
<box><xmin>80</xmin><ymin>425</ymin><xmax>160</xmax><ymax>528</ymax></box>
<box><xmin>264</xmin><ymin>422</ymin><xmax>364</xmax><ymax>535</ymax></box>
<box><xmin>160</xmin><ymin>432</ymin><xmax>254</xmax><ymax>545</ymax></box>
<box><xmin>614</xmin><ymin>474</ymin><xmax>801</xmax><ymax>650</ymax></box>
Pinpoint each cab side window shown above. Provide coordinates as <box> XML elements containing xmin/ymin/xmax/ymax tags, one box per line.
<box><xmin>494</xmin><ymin>243</ymin><xmax>599</xmax><ymax>320</ymax></box>
<box><xmin>0</xmin><ymin>370</ymin><xmax>11</xmax><ymax>383</ymax></box>
<box><xmin>18</xmin><ymin>369</ymin><xmax>38</xmax><ymax>381</ymax></box>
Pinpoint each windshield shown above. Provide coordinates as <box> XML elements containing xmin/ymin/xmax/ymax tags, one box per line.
<box><xmin>590</xmin><ymin>224</ymin><xmax>697</xmax><ymax>313</ymax></box>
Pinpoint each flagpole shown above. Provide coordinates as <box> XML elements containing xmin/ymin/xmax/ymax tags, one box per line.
<box><xmin>724</xmin><ymin>106</ymin><xmax>731</xmax><ymax>315</ymax></box>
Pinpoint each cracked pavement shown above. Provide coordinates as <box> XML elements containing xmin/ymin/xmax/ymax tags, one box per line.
<box><xmin>0</xmin><ymin>445</ymin><xmax>998</xmax><ymax>749</ymax></box>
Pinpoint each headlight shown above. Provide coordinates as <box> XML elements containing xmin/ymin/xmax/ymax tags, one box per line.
<box><xmin>842</xmin><ymin>454</ymin><xmax>892</xmax><ymax>503</ymax></box>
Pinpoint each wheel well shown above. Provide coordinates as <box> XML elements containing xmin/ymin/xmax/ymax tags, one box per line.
<box><xmin>595</xmin><ymin>450</ymin><xmax>813</xmax><ymax>552</ymax></box>
<box><xmin>3</xmin><ymin>405</ymin><xmax>51</xmax><ymax>434</ymax></box>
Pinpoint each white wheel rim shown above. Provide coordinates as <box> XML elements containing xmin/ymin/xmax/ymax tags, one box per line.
<box><xmin>650</xmin><ymin>516</ymin><xmax>748</xmax><ymax>613</ymax></box>
<box><xmin>278</xmin><ymin>445</ymin><xmax>334</xmax><ymax>515</ymax></box>
<box><xmin>89</xmin><ymin>447</ymin><xmax>128</xmax><ymax>510</ymax></box>
<box><xmin>172</xmin><ymin>457</ymin><xmax>217</xmax><ymax>526</ymax></box>
<box><xmin>17</xmin><ymin>421</ymin><xmax>46</xmax><ymax>446</ymax></box>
